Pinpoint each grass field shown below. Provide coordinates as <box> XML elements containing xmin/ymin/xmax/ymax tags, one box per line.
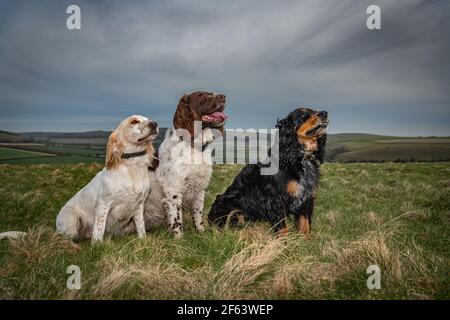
<box><xmin>0</xmin><ymin>147</ymin><xmax>55</xmax><ymax>160</ymax></box>
<box><xmin>0</xmin><ymin>155</ymin><xmax>102</xmax><ymax>165</ymax></box>
<box><xmin>0</xmin><ymin>131</ymin><xmax>32</xmax><ymax>143</ymax></box>
<box><xmin>0</xmin><ymin>144</ymin><xmax>104</xmax><ymax>165</ymax></box>
<box><xmin>0</xmin><ymin>162</ymin><xmax>449</xmax><ymax>299</ymax></box>
<box><xmin>327</xmin><ymin>134</ymin><xmax>450</xmax><ymax>162</ymax></box>
<box><xmin>1</xmin><ymin>132</ymin><xmax>450</xmax><ymax>165</ymax></box>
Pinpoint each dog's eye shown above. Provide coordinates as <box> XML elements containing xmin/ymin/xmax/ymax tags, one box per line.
<box><xmin>130</xmin><ymin>119</ymin><xmax>140</xmax><ymax>125</ymax></box>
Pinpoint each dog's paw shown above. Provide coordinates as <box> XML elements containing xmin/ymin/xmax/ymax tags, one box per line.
<box><xmin>91</xmin><ymin>236</ymin><xmax>103</xmax><ymax>244</ymax></box>
<box><xmin>173</xmin><ymin>230</ymin><xmax>183</xmax><ymax>239</ymax></box>
<box><xmin>196</xmin><ymin>224</ymin><xmax>205</xmax><ymax>232</ymax></box>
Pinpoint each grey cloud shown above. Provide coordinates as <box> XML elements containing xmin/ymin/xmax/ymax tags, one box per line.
<box><xmin>0</xmin><ymin>0</ymin><xmax>448</xmax><ymax>135</ymax></box>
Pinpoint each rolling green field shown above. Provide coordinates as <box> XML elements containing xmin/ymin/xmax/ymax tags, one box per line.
<box><xmin>0</xmin><ymin>162</ymin><xmax>448</xmax><ymax>299</ymax></box>
<box><xmin>1</xmin><ymin>132</ymin><xmax>450</xmax><ymax>165</ymax></box>
<box><xmin>0</xmin><ymin>144</ymin><xmax>104</xmax><ymax>165</ymax></box>
<box><xmin>0</xmin><ymin>131</ymin><xmax>32</xmax><ymax>143</ymax></box>
<box><xmin>0</xmin><ymin>155</ymin><xmax>102</xmax><ymax>165</ymax></box>
<box><xmin>327</xmin><ymin>134</ymin><xmax>450</xmax><ymax>162</ymax></box>
<box><xmin>0</xmin><ymin>147</ymin><xmax>55</xmax><ymax>160</ymax></box>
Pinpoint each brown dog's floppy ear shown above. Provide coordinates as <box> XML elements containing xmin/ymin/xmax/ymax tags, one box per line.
<box><xmin>105</xmin><ymin>131</ymin><xmax>124</xmax><ymax>169</ymax></box>
<box><xmin>173</xmin><ymin>95</ymin><xmax>196</xmax><ymax>139</ymax></box>
<box><xmin>180</xmin><ymin>94</ymin><xmax>190</xmax><ymax>105</ymax></box>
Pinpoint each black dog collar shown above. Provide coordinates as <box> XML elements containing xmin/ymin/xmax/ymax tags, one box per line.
<box><xmin>121</xmin><ymin>150</ymin><xmax>147</xmax><ymax>159</ymax></box>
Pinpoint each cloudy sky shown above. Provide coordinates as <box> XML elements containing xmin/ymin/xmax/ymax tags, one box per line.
<box><xmin>0</xmin><ymin>0</ymin><xmax>449</xmax><ymax>135</ymax></box>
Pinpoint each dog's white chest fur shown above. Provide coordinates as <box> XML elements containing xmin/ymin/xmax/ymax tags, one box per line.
<box><xmin>144</xmin><ymin>128</ymin><xmax>214</xmax><ymax>235</ymax></box>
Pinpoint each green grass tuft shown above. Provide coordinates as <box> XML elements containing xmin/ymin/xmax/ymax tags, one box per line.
<box><xmin>0</xmin><ymin>162</ymin><xmax>449</xmax><ymax>299</ymax></box>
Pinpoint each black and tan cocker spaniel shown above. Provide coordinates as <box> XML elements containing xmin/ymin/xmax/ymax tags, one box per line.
<box><xmin>208</xmin><ymin>107</ymin><xmax>328</xmax><ymax>236</ymax></box>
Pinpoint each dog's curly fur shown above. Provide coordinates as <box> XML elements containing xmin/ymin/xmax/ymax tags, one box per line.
<box><xmin>208</xmin><ymin>107</ymin><xmax>328</xmax><ymax>235</ymax></box>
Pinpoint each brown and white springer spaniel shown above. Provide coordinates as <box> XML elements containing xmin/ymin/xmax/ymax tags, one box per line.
<box><xmin>144</xmin><ymin>91</ymin><xmax>227</xmax><ymax>237</ymax></box>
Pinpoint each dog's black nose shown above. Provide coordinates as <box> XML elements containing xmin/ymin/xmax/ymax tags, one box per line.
<box><xmin>148</xmin><ymin>121</ymin><xmax>158</xmax><ymax>130</ymax></box>
<box><xmin>216</xmin><ymin>94</ymin><xmax>226</xmax><ymax>101</ymax></box>
<box><xmin>318</xmin><ymin>111</ymin><xmax>328</xmax><ymax>118</ymax></box>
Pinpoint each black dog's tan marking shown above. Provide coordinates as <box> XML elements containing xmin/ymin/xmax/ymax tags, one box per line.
<box><xmin>296</xmin><ymin>112</ymin><xmax>325</xmax><ymax>153</ymax></box>
<box><xmin>208</xmin><ymin>107</ymin><xmax>328</xmax><ymax>236</ymax></box>
<box><xmin>297</xmin><ymin>215</ymin><xmax>310</xmax><ymax>236</ymax></box>
<box><xmin>286</xmin><ymin>180</ymin><xmax>301</xmax><ymax>197</ymax></box>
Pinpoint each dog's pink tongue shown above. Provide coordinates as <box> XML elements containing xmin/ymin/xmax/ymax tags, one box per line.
<box><xmin>203</xmin><ymin>111</ymin><xmax>228</xmax><ymax>123</ymax></box>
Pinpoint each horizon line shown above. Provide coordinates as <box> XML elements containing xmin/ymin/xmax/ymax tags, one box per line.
<box><xmin>2</xmin><ymin>129</ymin><xmax>449</xmax><ymax>139</ymax></box>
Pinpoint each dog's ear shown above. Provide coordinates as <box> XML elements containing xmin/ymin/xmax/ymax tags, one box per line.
<box><xmin>145</xmin><ymin>143</ymin><xmax>157</xmax><ymax>170</ymax></box>
<box><xmin>315</xmin><ymin>134</ymin><xmax>327</xmax><ymax>164</ymax></box>
<box><xmin>148</xmin><ymin>148</ymin><xmax>159</xmax><ymax>171</ymax></box>
<box><xmin>180</xmin><ymin>94</ymin><xmax>190</xmax><ymax>105</ymax></box>
<box><xmin>105</xmin><ymin>131</ymin><xmax>124</xmax><ymax>169</ymax></box>
<box><xmin>276</xmin><ymin>117</ymin><xmax>291</xmax><ymax>130</ymax></box>
<box><xmin>173</xmin><ymin>95</ymin><xmax>196</xmax><ymax>139</ymax></box>
<box><xmin>275</xmin><ymin>118</ymin><xmax>281</xmax><ymax>129</ymax></box>
<box><xmin>276</xmin><ymin>117</ymin><xmax>295</xmax><ymax>144</ymax></box>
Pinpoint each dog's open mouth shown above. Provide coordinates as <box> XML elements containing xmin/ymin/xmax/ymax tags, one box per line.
<box><xmin>202</xmin><ymin>111</ymin><xmax>228</xmax><ymax>125</ymax></box>
<box><xmin>138</xmin><ymin>132</ymin><xmax>158</xmax><ymax>143</ymax></box>
<box><xmin>306</xmin><ymin>121</ymin><xmax>329</xmax><ymax>136</ymax></box>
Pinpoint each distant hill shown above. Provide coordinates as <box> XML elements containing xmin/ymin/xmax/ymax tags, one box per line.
<box><xmin>0</xmin><ymin>130</ymin><xmax>33</xmax><ymax>143</ymax></box>
<box><xmin>325</xmin><ymin>133</ymin><xmax>450</xmax><ymax>162</ymax></box>
<box><xmin>3</xmin><ymin>129</ymin><xmax>450</xmax><ymax>163</ymax></box>
<box><xmin>21</xmin><ymin>128</ymin><xmax>168</xmax><ymax>147</ymax></box>
<box><xmin>21</xmin><ymin>130</ymin><xmax>112</xmax><ymax>139</ymax></box>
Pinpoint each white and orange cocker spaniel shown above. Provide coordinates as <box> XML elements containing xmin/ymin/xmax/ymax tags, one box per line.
<box><xmin>56</xmin><ymin>115</ymin><xmax>158</xmax><ymax>242</ymax></box>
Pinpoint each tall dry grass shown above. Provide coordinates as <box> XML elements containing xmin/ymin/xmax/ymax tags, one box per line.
<box><xmin>1</xmin><ymin>162</ymin><xmax>449</xmax><ymax>299</ymax></box>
